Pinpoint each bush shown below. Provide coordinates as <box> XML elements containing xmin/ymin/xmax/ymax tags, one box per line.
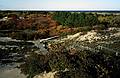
<box><xmin>0</xmin><ymin>13</ymin><xmax>4</xmax><ymax>19</ymax></box>
<box><xmin>20</xmin><ymin>52</ymin><xmax>51</xmax><ymax>78</ymax></box>
<box><xmin>0</xmin><ymin>20</ymin><xmax>16</xmax><ymax>30</ymax></box>
<box><xmin>85</xmin><ymin>14</ymin><xmax>99</xmax><ymax>26</ymax></box>
<box><xmin>48</xmin><ymin>43</ymin><xmax>120</xmax><ymax>78</ymax></box>
<box><xmin>53</xmin><ymin>12</ymin><xmax>71</xmax><ymax>25</ymax></box>
<box><xmin>53</xmin><ymin>12</ymin><xmax>99</xmax><ymax>27</ymax></box>
<box><xmin>20</xmin><ymin>40</ymin><xmax>120</xmax><ymax>78</ymax></box>
<box><xmin>110</xmin><ymin>16</ymin><xmax>120</xmax><ymax>27</ymax></box>
<box><xmin>98</xmin><ymin>15</ymin><xmax>120</xmax><ymax>28</ymax></box>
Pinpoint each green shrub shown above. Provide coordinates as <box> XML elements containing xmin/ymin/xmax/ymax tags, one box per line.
<box><xmin>85</xmin><ymin>14</ymin><xmax>99</xmax><ymax>26</ymax></box>
<box><xmin>53</xmin><ymin>12</ymin><xmax>71</xmax><ymax>25</ymax></box>
<box><xmin>0</xmin><ymin>14</ymin><xmax>4</xmax><ymax>19</ymax></box>
<box><xmin>53</xmin><ymin>12</ymin><xmax>99</xmax><ymax>27</ymax></box>
<box><xmin>98</xmin><ymin>15</ymin><xmax>120</xmax><ymax>28</ymax></box>
<box><xmin>20</xmin><ymin>40</ymin><xmax>120</xmax><ymax>78</ymax></box>
<box><xmin>20</xmin><ymin>52</ymin><xmax>51</xmax><ymax>78</ymax></box>
<box><xmin>110</xmin><ymin>16</ymin><xmax>120</xmax><ymax>27</ymax></box>
<box><xmin>78</xmin><ymin>26</ymin><xmax>92</xmax><ymax>32</ymax></box>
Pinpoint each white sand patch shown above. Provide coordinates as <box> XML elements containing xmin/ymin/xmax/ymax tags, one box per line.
<box><xmin>53</xmin><ymin>27</ymin><xmax>120</xmax><ymax>44</ymax></box>
<box><xmin>56</xmin><ymin>30</ymin><xmax>102</xmax><ymax>43</ymax></box>
<box><xmin>67</xmin><ymin>32</ymin><xmax>82</xmax><ymax>40</ymax></box>
<box><xmin>76</xmin><ymin>30</ymin><xmax>101</xmax><ymax>42</ymax></box>
<box><xmin>0</xmin><ymin>37</ymin><xmax>22</xmax><ymax>42</ymax></box>
<box><xmin>34</xmin><ymin>71</ymin><xmax>57</xmax><ymax>78</ymax></box>
<box><xmin>113</xmin><ymin>32</ymin><xmax>120</xmax><ymax>37</ymax></box>
<box><xmin>108</xmin><ymin>27</ymin><xmax>120</xmax><ymax>37</ymax></box>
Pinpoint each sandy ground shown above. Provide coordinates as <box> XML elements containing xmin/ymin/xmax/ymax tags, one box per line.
<box><xmin>0</xmin><ymin>63</ymin><xmax>26</xmax><ymax>78</ymax></box>
<box><xmin>34</xmin><ymin>71</ymin><xmax>57</xmax><ymax>78</ymax></box>
<box><xmin>0</xmin><ymin>68</ymin><xmax>26</xmax><ymax>78</ymax></box>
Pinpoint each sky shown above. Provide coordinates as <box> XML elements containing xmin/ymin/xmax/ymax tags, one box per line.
<box><xmin>0</xmin><ymin>0</ymin><xmax>120</xmax><ymax>10</ymax></box>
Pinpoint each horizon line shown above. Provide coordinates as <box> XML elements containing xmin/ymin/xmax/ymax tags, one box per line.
<box><xmin>0</xmin><ymin>9</ymin><xmax>120</xmax><ymax>12</ymax></box>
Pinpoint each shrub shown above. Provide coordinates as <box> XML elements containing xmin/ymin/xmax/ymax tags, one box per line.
<box><xmin>52</xmin><ymin>12</ymin><xmax>71</xmax><ymax>25</ymax></box>
<box><xmin>85</xmin><ymin>14</ymin><xmax>99</xmax><ymax>26</ymax></box>
<box><xmin>53</xmin><ymin>12</ymin><xmax>99</xmax><ymax>27</ymax></box>
<box><xmin>0</xmin><ymin>13</ymin><xmax>4</xmax><ymax>19</ymax></box>
<box><xmin>110</xmin><ymin>16</ymin><xmax>120</xmax><ymax>27</ymax></box>
<box><xmin>0</xmin><ymin>20</ymin><xmax>16</xmax><ymax>30</ymax></box>
<box><xmin>20</xmin><ymin>41</ymin><xmax>120</xmax><ymax>78</ymax></box>
<box><xmin>20</xmin><ymin>52</ymin><xmax>51</xmax><ymax>78</ymax></box>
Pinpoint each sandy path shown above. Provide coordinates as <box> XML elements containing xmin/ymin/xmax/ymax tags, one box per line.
<box><xmin>0</xmin><ymin>68</ymin><xmax>26</xmax><ymax>78</ymax></box>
